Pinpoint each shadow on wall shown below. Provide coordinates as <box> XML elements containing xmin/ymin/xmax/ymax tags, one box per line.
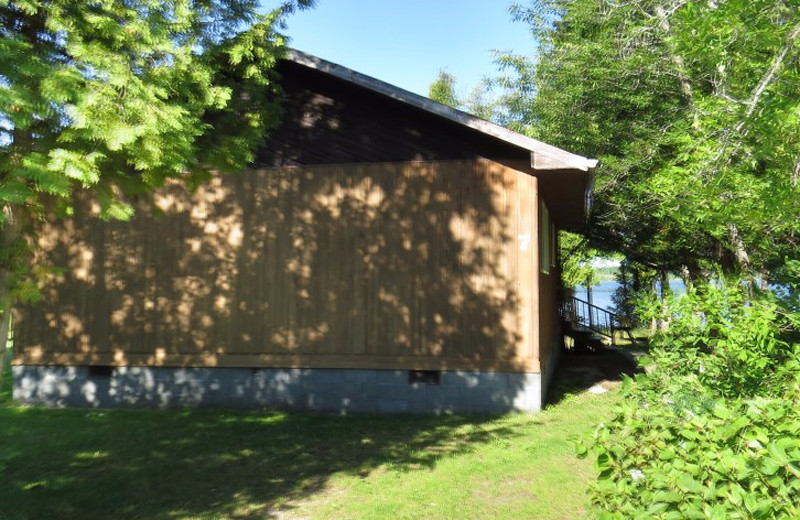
<box><xmin>13</xmin><ymin>366</ymin><xmax>544</xmax><ymax>413</ymax></box>
<box><xmin>0</xmin><ymin>406</ymin><xmax>521</xmax><ymax>518</ymax></box>
<box><xmin>18</xmin><ymin>158</ymin><xmax>536</xmax><ymax>410</ymax></box>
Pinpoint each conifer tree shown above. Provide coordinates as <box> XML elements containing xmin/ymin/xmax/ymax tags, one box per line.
<box><xmin>0</xmin><ymin>0</ymin><xmax>313</xmax><ymax>350</ymax></box>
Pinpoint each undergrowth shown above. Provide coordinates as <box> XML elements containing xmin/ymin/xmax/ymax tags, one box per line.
<box><xmin>581</xmin><ymin>280</ymin><xmax>800</xmax><ymax>519</ymax></box>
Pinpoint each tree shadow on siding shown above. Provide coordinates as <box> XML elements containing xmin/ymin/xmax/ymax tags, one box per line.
<box><xmin>0</xmin><ymin>406</ymin><xmax>519</xmax><ymax>519</ymax></box>
<box><xmin>19</xmin><ymin>154</ymin><xmax>535</xmax><ymax>411</ymax></box>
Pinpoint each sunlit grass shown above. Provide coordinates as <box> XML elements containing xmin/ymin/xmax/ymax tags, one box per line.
<box><xmin>295</xmin><ymin>391</ymin><xmax>619</xmax><ymax>520</ymax></box>
<box><xmin>1</xmin><ymin>379</ymin><xmax>618</xmax><ymax>520</ymax></box>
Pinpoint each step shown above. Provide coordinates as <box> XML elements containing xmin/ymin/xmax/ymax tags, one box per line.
<box><xmin>564</xmin><ymin>331</ymin><xmax>607</xmax><ymax>354</ymax></box>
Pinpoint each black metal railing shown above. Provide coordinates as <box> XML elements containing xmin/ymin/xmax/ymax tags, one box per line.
<box><xmin>560</xmin><ymin>296</ymin><xmax>630</xmax><ymax>346</ymax></box>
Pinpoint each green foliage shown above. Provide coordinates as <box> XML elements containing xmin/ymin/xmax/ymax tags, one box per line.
<box><xmin>428</xmin><ymin>70</ymin><xmax>460</xmax><ymax>109</ymax></box>
<box><xmin>581</xmin><ymin>281</ymin><xmax>800</xmax><ymax>518</ymax></box>
<box><xmin>582</xmin><ymin>383</ymin><xmax>800</xmax><ymax>520</ymax></box>
<box><xmin>0</xmin><ymin>0</ymin><xmax>314</xmax><ymax>306</ymax></box>
<box><xmin>425</xmin><ymin>58</ymin><xmax>539</xmax><ymax>129</ymax></box>
<box><xmin>461</xmin><ymin>81</ymin><xmax>500</xmax><ymax>122</ymax></box>
<box><xmin>506</xmin><ymin>0</ymin><xmax>800</xmax><ymax>278</ymax></box>
<box><xmin>611</xmin><ymin>259</ymin><xmax>654</xmax><ymax>327</ymax></box>
<box><xmin>559</xmin><ymin>230</ymin><xmax>600</xmax><ymax>289</ymax></box>
<box><xmin>497</xmin><ymin>2</ymin><xmax>800</xmax><ymax>514</ymax></box>
<box><xmin>473</xmin><ymin>51</ymin><xmax>538</xmax><ymax>135</ymax></box>
<box><xmin>639</xmin><ymin>281</ymin><xmax>800</xmax><ymax>398</ymax></box>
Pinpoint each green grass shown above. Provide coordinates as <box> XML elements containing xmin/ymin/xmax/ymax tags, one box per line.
<box><xmin>0</xmin><ymin>383</ymin><xmax>618</xmax><ymax>520</ymax></box>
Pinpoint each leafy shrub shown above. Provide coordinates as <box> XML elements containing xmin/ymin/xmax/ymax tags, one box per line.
<box><xmin>580</xmin><ymin>379</ymin><xmax>800</xmax><ymax>519</ymax></box>
<box><xmin>637</xmin><ymin>281</ymin><xmax>800</xmax><ymax>399</ymax></box>
<box><xmin>581</xmin><ymin>280</ymin><xmax>800</xmax><ymax>518</ymax></box>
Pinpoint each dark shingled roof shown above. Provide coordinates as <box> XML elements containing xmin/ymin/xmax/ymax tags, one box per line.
<box><xmin>286</xmin><ymin>49</ymin><xmax>598</xmax><ymax>173</ymax></box>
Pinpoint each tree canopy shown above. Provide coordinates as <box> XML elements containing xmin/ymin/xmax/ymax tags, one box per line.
<box><xmin>503</xmin><ymin>0</ymin><xmax>800</xmax><ymax>282</ymax></box>
<box><xmin>504</xmin><ymin>5</ymin><xmax>800</xmax><ymax>516</ymax></box>
<box><xmin>427</xmin><ymin>69</ymin><xmax>460</xmax><ymax>109</ymax></box>
<box><xmin>0</xmin><ymin>0</ymin><xmax>312</xmax><ymax>309</ymax></box>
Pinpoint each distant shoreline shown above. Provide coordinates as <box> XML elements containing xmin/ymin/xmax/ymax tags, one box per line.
<box><xmin>587</xmin><ymin>267</ymin><xmax>684</xmax><ymax>284</ymax></box>
<box><xmin>594</xmin><ymin>267</ymin><xmax>618</xmax><ymax>282</ymax></box>
<box><xmin>574</xmin><ymin>278</ymin><xmax>687</xmax><ymax>311</ymax></box>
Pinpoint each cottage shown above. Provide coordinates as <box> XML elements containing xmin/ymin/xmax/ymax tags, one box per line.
<box><xmin>13</xmin><ymin>50</ymin><xmax>596</xmax><ymax>413</ymax></box>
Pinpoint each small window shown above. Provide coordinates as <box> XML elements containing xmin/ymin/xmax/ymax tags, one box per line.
<box><xmin>408</xmin><ymin>370</ymin><xmax>441</xmax><ymax>385</ymax></box>
<box><xmin>540</xmin><ymin>200</ymin><xmax>551</xmax><ymax>274</ymax></box>
<box><xmin>88</xmin><ymin>365</ymin><xmax>113</xmax><ymax>378</ymax></box>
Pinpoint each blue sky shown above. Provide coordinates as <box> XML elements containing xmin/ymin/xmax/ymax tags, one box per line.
<box><xmin>265</xmin><ymin>0</ymin><xmax>536</xmax><ymax>97</ymax></box>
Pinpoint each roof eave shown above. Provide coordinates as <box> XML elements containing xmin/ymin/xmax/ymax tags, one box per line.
<box><xmin>531</xmin><ymin>152</ymin><xmax>598</xmax><ymax>172</ymax></box>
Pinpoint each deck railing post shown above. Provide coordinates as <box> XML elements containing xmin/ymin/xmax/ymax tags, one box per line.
<box><xmin>564</xmin><ymin>295</ymin><xmax>626</xmax><ymax>346</ymax></box>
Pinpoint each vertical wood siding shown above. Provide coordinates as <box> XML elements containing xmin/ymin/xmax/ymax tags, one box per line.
<box><xmin>538</xmin><ymin>242</ymin><xmax>561</xmax><ymax>370</ymax></box>
<box><xmin>15</xmin><ymin>160</ymin><xmax>540</xmax><ymax>372</ymax></box>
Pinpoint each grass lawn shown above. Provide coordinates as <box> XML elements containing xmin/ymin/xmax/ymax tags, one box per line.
<box><xmin>0</xmin><ymin>366</ymin><xmax>620</xmax><ymax>520</ymax></box>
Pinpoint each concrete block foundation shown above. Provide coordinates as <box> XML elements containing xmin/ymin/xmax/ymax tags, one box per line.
<box><xmin>13</xmin><ymin>366</ymin><xmax>546</xmax><ymax>414</ymax></box>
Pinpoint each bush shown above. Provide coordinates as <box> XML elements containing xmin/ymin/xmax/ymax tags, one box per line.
<box><xmin>637</xmin><ymin>281</ymin><xmax>800</xmax><ymax>399</ymax></box>
<box><xmin>581</xmin><ymin>280</ymin><xmax>800</xmax><ymax>519</ymax></box>
<box><xmin>581</xmin><ymin>380</ymin><xmax>800</xmax><ymax>519</ymax></box>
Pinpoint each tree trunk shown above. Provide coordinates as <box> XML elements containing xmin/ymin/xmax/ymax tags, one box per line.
<box><xmin>650</xmin><ymin>279</ymin><xmax>659</xmax><ymax>333</ymax></box>
<box><xmin>0</xmin><ymin>287</ymin><xmax>12</xmax><ymax>394</ymax></box>
<box><xmin>658</xmin><ymin>270</ymin><xmax>672</xmax><ymax>332</ymax></box>
<box><xmin>654</xmin><ymin>4</ymin><xmax>698</xmax><ymax>127</ymax></box>
<box><xmin>0</xmin><ymin>206</ymin><xmax>19</xmax><ymax>393</ymax></box>
<box><xmin>727</xmin><ymin>223</ymin><xmax>755</xmax><ymax>288</ymax></box>
<box><xmin>680</xmin><ymin>265</ymin><xmax>693</xmax><ymax>291</ymax></box>
<box><xmin>759</xmin><ymin>270</ymin><xmax>769</xmax><ymax>292</ymax></box>
<box><xmin>0</xmin><ymin>8</ymin><xmax>47</xmax><ymax>390</ymax></box>
<box><xmin>586</xmin><ymin>283</ymin><xmax>594</xmax><ymax>329</ymax></box>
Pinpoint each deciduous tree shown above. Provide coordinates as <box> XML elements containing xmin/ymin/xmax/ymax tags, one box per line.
<box><xmin>505</xmin><ymin>0</ymin><xmax>800</xmax><ymax>282</ymax></box>
<box><xmin>427</xmin><ymin>69</ymin><xmax>460</xmax><ymax>109</ymax></box>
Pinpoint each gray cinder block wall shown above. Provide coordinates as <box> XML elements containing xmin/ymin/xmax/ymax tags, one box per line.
<box><xmin>13</xmin><ymin>366</ymin><xmax>547</xmax><ymax>413</ymax></box>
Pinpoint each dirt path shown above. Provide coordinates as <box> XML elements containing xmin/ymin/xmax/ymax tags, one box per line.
<box><xmin>547</xmin><ymin>347</ymin><xmax>643</xmax><ymax>406</ymax></box>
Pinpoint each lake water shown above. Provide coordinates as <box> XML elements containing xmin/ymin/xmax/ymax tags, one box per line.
<box><xmin>574</xmin><ymin>280</ymin><xmax>686</xmax><ymax>312</ymax></box>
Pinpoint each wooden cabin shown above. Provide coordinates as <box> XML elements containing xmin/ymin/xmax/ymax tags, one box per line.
<box><xmin>12</xmin><ymin>51</ymin><xmax>596</xmax><ymax>413</ymax></box>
